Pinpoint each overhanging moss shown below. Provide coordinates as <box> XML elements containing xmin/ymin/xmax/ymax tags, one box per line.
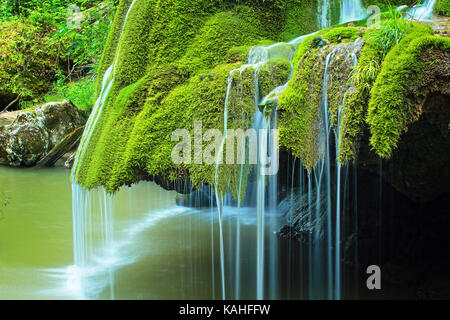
<box><xmin>75</xmin><ymin>0</ymin><xmax>322</xmax><ymax>192</ymax></box>
<box><xmin>278</xmin><ymin>45</ymin><xmax>328</xmax><ymax>170</ymax></box>
<box><xmin>367</xmin><ymin>33</ymin><xmax>450</xmax><ymax>159</ymax></box>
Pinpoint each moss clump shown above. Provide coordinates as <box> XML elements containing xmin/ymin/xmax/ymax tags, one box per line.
<box><xmin>0</xmin><ymin>19</ymin><xmax>64</xmax><ymax>108</ymax></box>
<box><xmin>257</xmin><ymin>58</ymin><xmax>292</xmax><ymax>98</ymax></box>
<box><xmin>367</xmin><ymin>31</ymin><xmax>449</xmax><ymax>158</ymax></box>
<box><xmin>339</xmin><ymin>23</ymin><xmax>438</xmax><ymax>163</ymax></box>
<box><xmin>279</xmin><ymin>0</ymin><xmax>319</xmax><ymax>41</ymax></box>
<box><xmin>323</xmin><ymin>27</ymin><xmax>360</xmax><ymax>43</ymax></box>
<box><xmin>278</xmin><ymin>45</ymin><xmax>328</xmax><ymax>170</ymax></box>
<box><xmin>338</xmin><ymin>38</ymin><xmax>382</xmax><ymax>163</ymax></box>
<box><xmin>178</xmin><ymin>10</ymin><xmax>263</xmax><ymax>74</ymax></box>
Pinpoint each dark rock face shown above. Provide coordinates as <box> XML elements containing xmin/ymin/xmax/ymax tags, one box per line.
<box><xmin>0</xmin><ymin>100</ymin><xmax>86</xmax><ymax>167</ymax></box>
<box><xmin>358</xmin><ymin>93</ymin><xmax>450</xmax><ymax>203</ymax></box>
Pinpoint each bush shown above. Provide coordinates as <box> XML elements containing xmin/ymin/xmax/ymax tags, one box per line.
<box><xmin>45</xmin><ymin>74</ymin><xmax>96</xmax><ymax>111</ymax></box>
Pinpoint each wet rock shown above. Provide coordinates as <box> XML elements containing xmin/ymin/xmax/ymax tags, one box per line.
<box><xmin>36</xmin><ymin>126</ymin><xmax>84</xmax><ymax>168</ymax></box>
<box><xmin>0</xmin><ymin>100</ymin><xmax>86</xmax><ymax>167</ymax></box>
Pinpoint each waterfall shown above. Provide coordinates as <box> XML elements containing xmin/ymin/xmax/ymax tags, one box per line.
<box><xmin>407</xmin><ymin>0</ymin><xmax>437</xmax><ymax>21</ymax></box>
<box><xmin>305</xmin><ymin>38</ymin><xmax>362</xmax><ymax>300</ymax></box>
<box><xmin>72</xmin><ymin>0</ymin><xmax>138</xmax><ymax>180</ymax></box>
<box><xmin>214</xmin><ymin>72</ymin><xmax>234</xmax><ymax>300</ymax></box>
<box><xmin>70</xmin><ymin>0</ymin><xmax>368</xmax><ymax>299</ymax></box>
<box><xmin>339</xmin><ymin>0</ymin><xmax>366</xmax><ymax>24</ymax></box>
<box><xmin>318</xmin><ymin>0</ymin><xmax>330</xmax><ymax>28</ymax></box>
<box><xmin>70</xmin><ymin>0</ymin><xmax>138</xmax><ymax>299</ymax></box>
<box><xmin>212</xmin><ymin>33</ymin><xmax>311</xmax><ymax>300</ymax></box>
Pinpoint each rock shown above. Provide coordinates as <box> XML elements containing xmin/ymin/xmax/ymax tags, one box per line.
<box><xmin>54</xmin><ymin>152</ymin><xmax>76</xmax><ymax>169</ymax></box>
<box><xmin>36</xmin><ymin>126</ymin><xmax>84</xmax><ymax>168</ymax></box>
<box><xmin>0</xmin><ymin>100</ymin><xmax>87</xmax><ymax>167</ymax></box>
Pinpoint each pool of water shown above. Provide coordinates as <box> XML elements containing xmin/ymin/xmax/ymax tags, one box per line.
<box><xmin>0</xmin><ymin>166</ymin><xmax>300</xmax><ymax>300</ymax></box>
<box><xmin>0</xmin><ymin>166</ymin><xmax>74</xmax><ymax>299</ymax></box>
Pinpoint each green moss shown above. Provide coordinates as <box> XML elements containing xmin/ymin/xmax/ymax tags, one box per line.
<box><xmin>178</xmin><ymin>9</ymin><xmax>263</xmax><ymax>74</ymax></box>
<box><xmin>279</xmin><ymin>0</ymin><xmax>319</xmax><ymax>41</ymax></box>
<box><xmin>257</xmin><ymin>58</ymin><xmax>292</xmax><ymax>98</ymax></box>
<box><xmin>75</xmin><ymin>0</ymin><xmax>321</xmax><ymax>191</ymax></box>
<box><xmin>338</xmin><ymin>23</ymin><xmax>435</xmax><ymax>162</ymax></box>
<box><xmin>278</xmin><ymin>46</ymin><xmax>328</xmax><ymax>170</ymax></box>
<box><xmin>339</xmin><ymin>41</ymin><xmax>382</xmax><ymax>163</ymax></box>
<box><xmin>367</xmin><ymin>32</ymin><xmax>449</xmax><ymax>158</ymax></box>
<box><xmin>77</xmin><ymin>64</ymin><xmax>185</xmax><ymax>189</ymax></box>
<box><xmin>323</xmin><ymin>27</ymin><xmax>360</xmax><ymax>43</ymax></box>
<box><xmin>291</xmin><ymin>34</ymin><xmax>319</xmax><ymax>67</ymax></box>
<box><xmin>435</xmin><ymin>0</ymin><xmax>450</xmax><ymax>16</ymax></box>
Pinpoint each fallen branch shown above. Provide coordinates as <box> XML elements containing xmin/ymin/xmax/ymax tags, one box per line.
<box><xmin>36</xmin><ymin>126</ymin><xmax>84</xmax><ymax>168</ymax></box>
<box><xmin>1</xmin><ymin>95</ymin><xmax>21</xmax><ymax>113</ymax></box>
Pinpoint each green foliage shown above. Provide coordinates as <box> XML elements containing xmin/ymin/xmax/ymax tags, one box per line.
<box><xmin>435</xmin><ymin>0</ymin><xmax>450</xmax><ymax>16</ymax></box>
<box><xmin>366</xmin><ymin>8</ymin><xmax>411</xmax><ymax>58</ymax></box>
<box><xmin>367</xmin><ymin>30</ymin><xmax>449</xmax><ymax>158</ymax></box>
<box><xmin>0</xmin><ymin>1</ymin><xmax>115</xmax><ymax>110</ymax></box>
<box><xmin>0</xmin><ymin>19</ymin><xmax>64</xmax><ymax>108</ymax></box>
<box><xmin>55</xmin><ymin>2</ymin><xmax>116</xmax><ymax>74</ymax></box>
<box><xmin>44</xmin><ymin>74</ymin><xmax>96</xmax><ymax>111</ymax></box>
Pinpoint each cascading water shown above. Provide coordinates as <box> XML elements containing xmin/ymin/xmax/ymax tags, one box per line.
<box><xmin>70</xmin><ymin>0</ymin><xmax>369</xmax><ymax>300</ymax></box>
<box><xmin>212</xmin><ymin>34</ymin><xmax>311</xmax><ymax>300</ymax></box>
<box><xmin>407</xmin><ymin>0</ymin><xmax>437</xmax><ymax>21</ymax></box>
<box><xmin>304</xmin><ymin>38</ymin><xmax>362</xmax><ymax>300</ymax></box>
<box><xmin>318</xmin><ymin>0</ymin><xmax>331</xmax><ymax>28</ymax></box>
<box><xmin>339</xmin><ymin>0</ymin><xmax>367</xmax><ymax>24</ymax></box>
<box><xmin>71</xmin><ymin>0</ymin><xmax>138</xmax><ymax>299</ymax></box>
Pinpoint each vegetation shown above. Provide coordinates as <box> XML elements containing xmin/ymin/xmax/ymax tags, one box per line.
<box><xmin>73</xmin><ymin>0</ymin><xmax>326</xmax><ymax>193</ymax></box>
<box><xmin>367</xmin><ymin>29</ymin><xmax>449</xmax><ymax>158</ymax></box>
<box><xmin>44</xmin><ymin>74</ymin><xmax>96</xmax><ymax>111</ymax></box>
<box><xmin>366</xmin><ymin>8</ymin><xmax>411</xmax><ymax>58</ymax></box>
<box><xmin>435</xmin><ymin>0</ymin><xmax>450</xmax><ymax>16</ymax></box>
<box><xmin>0</xmin><ymin>0</ymin><xmax>115</xmax><ymax>110</ymax></box>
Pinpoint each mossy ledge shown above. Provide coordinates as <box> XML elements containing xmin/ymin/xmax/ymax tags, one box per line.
<box><xmin>75</xmin><ymin>0</ymin><xmax>450</xmax><ymax>195</ymax></box>
<box><xmin>75</xmin><ymin>0</ymin><xmax>319</xmax><ymax>193</ymax></box>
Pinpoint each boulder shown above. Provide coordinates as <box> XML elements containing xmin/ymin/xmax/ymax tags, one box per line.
<box><xmin>0</xmin><ymin>100</ymin><xmax>86</xmax><ymax>167</ymax></box>
<box><xmin>36</xmin><ymin>126</ymin><xmax>84</xmax><ymax>168</ymax></box>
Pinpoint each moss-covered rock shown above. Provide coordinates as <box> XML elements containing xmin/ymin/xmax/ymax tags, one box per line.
<box><xmin>367</xmin><ymin>30</ymin><xmax>449</xmax><ymax>158</ymax></box>
<box><xmin>278</xmin><ymin>44</ymin><xmax>328</xmax><ymax>169</ymax></box>
<box><xmin>75</xmin><ymin>0</ymin><xmax>321</xmax><ymax>192</ymax></box>
<box><xmin>257</xmin><ymin>58</ymin><xmax>292</xmax><ymax>98</ymax></box>
<box><xmin>278</xmin><ymin>28</ymin><xmax>364</xmax><ymax>169</ymax></box>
